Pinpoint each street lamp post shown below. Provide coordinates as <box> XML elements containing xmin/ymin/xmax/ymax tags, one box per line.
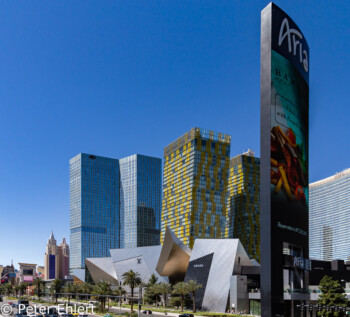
<box><xmin>138</xmin><ymin>287</ymin><xmax>141</xmax><ymax>317</ymax></box>
<box><xmin>119</xmin><ymin>282</ymin><xmax>122</xmax><ymax>314</ymax></box>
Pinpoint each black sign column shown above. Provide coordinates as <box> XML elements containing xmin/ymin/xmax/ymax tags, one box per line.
<box><xmin>260</xmin><ymin>3</ymin><xmax>309</xmax><ymax>316</ymax></box>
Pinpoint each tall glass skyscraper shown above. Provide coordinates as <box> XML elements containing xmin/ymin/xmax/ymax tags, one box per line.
<box><xmin>69</xmin><ymin>153</ymin><xmax>161</xmax><ymax>270</ymax></box>
<box><xmin>120</xmin><ymin>154</ymin><xmax>162</xmax><ymax>248</ymax></box>
<box><xmin>70</xmin><ymin>154</ymin><xmax>120</xmax><ymax>270</ymax></box>
<box><xmin>309</xmin><ymin>168</ymin><xmax>350</xmax><ymax>261</ymax></box>
<box><xmin>225</xmin><ymin>150</ymin><xmax>260</xmax><ymax>262</ymax></box>
<box><xmin>161</xmin><ymin>127</ymin><xmax>231</xmax><ymax>248</ymax></box>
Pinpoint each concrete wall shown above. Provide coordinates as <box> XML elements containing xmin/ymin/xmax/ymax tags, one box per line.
<box><xmin>229</xmin><ymin>275</ymin><xmax>249</xmax><ymax>314</ymax></box>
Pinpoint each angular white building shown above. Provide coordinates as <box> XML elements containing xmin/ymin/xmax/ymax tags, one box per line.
<box><xmin>83</xmin><ymin>228</ymin><xmax>255</xmax><ymax>313</ymax></box>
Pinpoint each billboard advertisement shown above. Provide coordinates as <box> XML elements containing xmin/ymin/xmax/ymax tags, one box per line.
<box><xmin>23</xmin><ymin>276</ymin><xmax>33</xmax><ymax>283</ymax></box>
<box><xmin>260</xmin><ymin>3</ymin><xmax>309</xmax><ymax>316</ymax></box>
<box><xmin>23</xmin><ymin>269</ymin><xmax>34</xmax><ymax>275</ymax></box>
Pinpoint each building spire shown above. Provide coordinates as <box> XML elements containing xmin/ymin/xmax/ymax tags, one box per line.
<box><xmin>50</xmin><ymin>230</ymin><xmax>55</xmax><ymax>240</ymax></box>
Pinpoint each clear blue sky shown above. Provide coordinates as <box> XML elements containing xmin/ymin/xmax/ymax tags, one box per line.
<box><xmin>1</xmin><ymin>1</ymin><xmax>349</xmax><ymax>268</ymax></box>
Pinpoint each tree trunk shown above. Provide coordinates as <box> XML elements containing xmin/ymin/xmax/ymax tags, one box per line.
<box><xmin>163</xmin><ymin>293</ymin><xmax>166</xmax><ymax>309</ymax></box>
<box><xmin>192</xmin><ymin>292</ymin><xmax>196</xmax><ymax>313</ymax></box>
<box><xmin>181</xmin><ymin>295</ymin><xmax>184</xmax><ymax>312</ymax></box>
<box><xmin>131</xmin><ymin>287</ymin><xmax>134</xmax><ymax>312</ymax></box>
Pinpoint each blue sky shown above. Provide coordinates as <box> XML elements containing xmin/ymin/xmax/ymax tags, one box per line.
<box><xmin>0</xmin><ymin>1</ymin><xmax>349</xmax><ymax>267</ymax></box>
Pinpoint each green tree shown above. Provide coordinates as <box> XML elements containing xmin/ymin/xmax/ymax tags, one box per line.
<box><xmin>93</xmin><ymin>281</ymin><xmax>112</xmax><ymax>312</ymax></box>
<box><xmin>172</xmin><ymin>282</ymin><xmax>190</xmax><ymax>312</ymax></box>
<box><xmin>122</xmin><ymin>270</ymin><xmax>142</xmax><ymax>312</ymax></box>
<box><xmin>147</xmin><ymin>274</ymin><xmax>158</xmax><ymax>287</ymax></box>
<box><xmin>157</xmin><ymin>283</ymin><xmax>172</xmax><ymax>309</ymax></box>
<box><xmin>4</xmin><ymin>283</ymin><xmax>13</xmax><ymax>297</ymax></box>
<box><xmin>51</xmin><ymin>279</ymin><xmax>63</xmax><ymax>304</ymax></box>
<box><xmin>186</xmin><ymin>280</ymin><xmax>202</xmax><ymax>313</ymax></box>
<box><xmin>14</xmin><ymin>285</ymin><xmax>20</xmax><ymax>298</ymax></box>
<box><xmin>169</xmin><ymin>296</ymin><xmax>181</xmax><ymax>308</ymax></box>
<box><xmin>63</xmin><ymin>283</ymin><xmax>76</xmax><ymax>304</ymax></box>
<box><xmin>78</xmin><ymin>282</ymin><xmax>94</xmax><ymax>301</ymax></box>
<box><xmin>138</xmin><ymin>281</ymin><xmax>147</xmax><ymax>305</ymax></box>
<box><xmin>33</xmin><ymin>278</ymin><xmax>45</xmax><ymax>299</ymax></box>
<box><xmin>148</xmin><ymin>284</ymin><xmax>162</xmax><ymax>307</ymax></box>
<box><xmin>318</xmin><ymin>275</ymin><xmax>349</xmax><ymax>317</ymax></box>
<box><xmin>79</xmin><ymin>282</ymin><xmax>94</xmax><ymax>295</ymax></box>
<box><xmin>18</xmin><ymin>283</ymin><xmax>28</xmax><ymax>297</ymax></box>
<box><xmin>114</xmin><ymin>284</ymin><xmax>126</xmax><ymax>308</ymax></box>
<box><xmin>143</xmin><ymin>274</ymin><xmax>159</xmax><ymax>306</ymax></box>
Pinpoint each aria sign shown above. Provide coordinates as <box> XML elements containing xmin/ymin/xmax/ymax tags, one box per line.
<box><xmin>260</xmin><ymin>3</ymin><xmax>309</xmax><ymax>316</ymax></box>
<box><xmin>278</xmin><ymin>18</ymin><xmax>308</xmax><ymax>72</ymax></box>
<box><xmin>284</xmin><ymin>255</ymin><xmax>311</xmax><ymax>271</ymax></box>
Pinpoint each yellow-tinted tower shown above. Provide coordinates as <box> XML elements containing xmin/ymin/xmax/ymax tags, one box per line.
<box><xmin>161</xmin><ymin>127</ymin><xmax>231</xmax><ymax>248</ymax></box>
<box><xmin>225</xmin><ymin>150</ymin><xmax>260</xmax><ymax>262</ymax></box>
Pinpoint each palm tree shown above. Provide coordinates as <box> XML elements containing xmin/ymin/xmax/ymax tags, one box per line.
<box><xmin>172</xmin><ymin>282</ymin><xmax>190</xmax><ymax>312</ymax></box>
<box><xmin>122</xmin><ymin>270</ymin><xmax>142</xmax><ymax>312</ymax></box>
<box><xmin>186</xmin><ymin>280</ymin><xmax>202</xmax><ymax>313</ymax></box>
<box><xmin>4</xmin><ymin>283</ymin><xmax>13</xmax><ymax>297</ymax></box>
<box><xmin>51</xmin><ymin>279</ymin><xmax>63</xmax><ymax>304</ymax></box>
<box><xmin>138</xmin><ymin>281</ymin><xmax>147</xmax><ymax>305</ymax></box>
<box><xmin>18</xmin><ymin>283</ymin><xmax>28</xmax><ymax>297</ymax></box>
<box><xmin>14</xmin><ymin>285</ymin><xmax>20</xmax><ymax>298</ymax></box>
<box><xmin>156</xmin><ymin>283</ymin><xmax>172</xmax><ymax>309</ymax></box>
<box><xmin>93</xmin><ymin>281</ymin><xmax>112</xmax><ymax>312</ymax></box>
<box><xmin>33</xmin><ymin>278</ymin><xmax>45</xmax><ymax>299</ymax></box>
<box><xmin>63</xmin><ymin>283</ymin><xmax>75</xmax><ymax>304</ymax></box>
<box><xmin>79</xmin><ymin>282</ymin><xmax>93</xmax><ymax>295</ymax></box>
<box><xmin>114</xmin><ymin>285</ymin><xmax>126</xmax><ymax>308</ymax></box>
<box><xmin>79</xmin><ymin>282</ymin><xmax>94</xmax><ymax>301</ymax></box>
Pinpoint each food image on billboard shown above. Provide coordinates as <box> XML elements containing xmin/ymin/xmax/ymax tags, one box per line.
<box><xmin>270</xmin><ymin>49</ymin><xmax>309</xmax><ymax>207</ymax></box>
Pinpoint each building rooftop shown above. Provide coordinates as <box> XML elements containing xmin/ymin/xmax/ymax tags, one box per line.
<box><xmin>310</xmin><ymin>168</ymin><xmax>350</xmax><ymax>188</ymax></box>
<box><xmin>18</xmin><ymin>263</ymin><xmax>37</xmax><ymax>267</ymax></box>
<box><xmin>164</xmin><ymin>127</ymin><xmax>231</xmax><ymax>157</ymax></box>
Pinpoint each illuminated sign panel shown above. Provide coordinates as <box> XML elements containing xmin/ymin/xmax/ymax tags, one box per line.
<box><xmin>260</xmin><ymin>3</ymin><xmax>309</xmax><ymax>316</ymax></box>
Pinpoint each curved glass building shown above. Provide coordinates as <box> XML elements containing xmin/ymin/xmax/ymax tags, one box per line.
<box><xmin>309</xmin><ymin>168</ymin><xmax>350</xmax><ymax>261</ymax></box>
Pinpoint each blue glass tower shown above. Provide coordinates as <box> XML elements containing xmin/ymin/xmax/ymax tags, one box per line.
<box><xmin>69</xmin><ymin>153</ymin><xmax>161</xmax><ymax>270</ymax></box>
<box><xmin>120</xmin><ymin>154</ymin><xmax>162</xmax><ymax>248</ymax></box>
<box><xmin>69</xmin><ymin>154</ymin><xmax>120</xmax><ymax>270</ymax></box>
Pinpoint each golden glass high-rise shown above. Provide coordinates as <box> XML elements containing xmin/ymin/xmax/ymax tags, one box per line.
<box><xmin>225</xmin><ymin>150</ymin><xmax>260</xmax><ymax>262</ymax></box>
<box><xmin>161</xmin><ymin>127</ymin><xmax>231</xmax><ymax>248</ymax></box>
